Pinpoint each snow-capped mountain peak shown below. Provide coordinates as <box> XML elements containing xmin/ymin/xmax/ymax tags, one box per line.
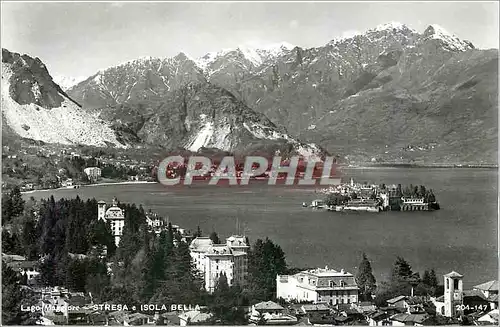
<box><xmin>423</xmin><ymin>24</ymin><xmax>474</xmax><ymax>51</ymax></box>
<box><xmin>195</xmin><ymin>42</ymin><xmax>295</xmax><ymax>72</ymax></box>
<box><xmin>53</xmin><ymin>75</ymin><xmax>87</xmax><ymax>91</ymax></box>
<box><xmin>370</xmin><ymin>21</ymin><xmax>416</xmax><ymax>33</ymax></box>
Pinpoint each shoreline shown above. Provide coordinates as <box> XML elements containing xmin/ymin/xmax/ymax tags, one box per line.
<box><xmin>21</xmin><ymin>181</ymin><xmax>158</xmax><ymax>194</ymax></box>
<box><xmin>84</xmin><ymin>181</ymin><xmax>157</xmax><ymax>187</ymax></box>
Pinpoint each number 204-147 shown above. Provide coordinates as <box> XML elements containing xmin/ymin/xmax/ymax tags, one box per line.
<box><xmin>456</xmin><ymin>304</ymin><xmax>489</xmax><ymax>311</ymax></box>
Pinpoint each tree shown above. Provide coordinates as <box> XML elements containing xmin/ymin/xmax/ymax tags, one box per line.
<box><xmin>209</xmin><ymin>231</ymin><xmax>220</xmax><ymax>244</ymax></box>
<box><xmin>21</xmin><ymin>216</ymin><xmax>39</xmax><ymax>260</ymax></box>
<box><xmin>2</xmin><ymin>230</ymin><xmax>20</xmax><ymax>254</ymax></box>
<box><xmin>2</xmin><ymin>186</ymin><xmax>25</xmax><ymax>224</ymax></box>
<box><xmin>65</xmin><ymin>258</ymin><xmax>87</xmax><ymax>292</ymax></box>
<box><xmin>427</xmin><ymin>190</ymin><xmax>436</xmax><ymax>203</ymax></box>
<box><xmin>209</xmin><ymin>274</ymin><xmax>247</xmax><ymax>325</ymax></box>
<box><xmin>355</xmin><ymin>253</ymin><xmax>377</xmax><ymax>300</ymax></box>
<box><xmin>419</xmin><ymin>185</ymin><xmax>426</xmax><ymax>198</ymax></box>
<box><xmin>193</xmin><ymin>225</ymin><xmax>203</xmax><ymax>238</ymax></box>
<box><xmin>396</xmin><ymin>184</ymin><xmax>402</xmax><ymax>197</ymax></box>
<box><xmin>2</xmin><ymin>264</ymin><xmax>40</xmax><ymax>325</ymax></box>
<box><xmin>419</xmin><ymin>268</ymin><xmax>439</xmax><ymax>296</ymax></box>
<box><xmin>10</xmin><ymin>186</ymin><xmax>25</xmax><ymax>218</ymax></box>
<box><xmin>248</xmin><ymin>238</ymin><xmax>288</xmax><ymax>301</ymax></box>
<box><xmin>391</xmin><ymin>256</ymin><xmax>413</xmax><ymax>284</ymax></box>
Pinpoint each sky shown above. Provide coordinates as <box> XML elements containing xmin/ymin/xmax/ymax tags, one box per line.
<box><xmin>1</xmin><ymin>1</ymin><xmax>498</xmax><ymax>78</ymax></box>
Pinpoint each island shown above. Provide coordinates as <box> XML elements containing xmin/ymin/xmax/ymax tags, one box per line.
<box><xmin>305</xmin><ymin>178</ymin><xmax>440</xmax><ymax>212</ymax></box>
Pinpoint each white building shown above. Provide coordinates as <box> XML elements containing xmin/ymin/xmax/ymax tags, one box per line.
<box><xmin>276</xmin><ymin>266</ymin><xmax>359</xmax><ymax>305</ymax></box>
<box><xmin>84</xmin><ymin>167</ymin><xmax>102</xmax><ymax>182</ymax></box>
<box><xmin>98</xmin><ymin>198</ymin><xmax>125</xmax><ymax>246</ymax></box>
<box><xmin>6</xmin><ymin>261</ymin><xmax>40</xmax><ymax>285</ymax></box>
<box><xmin>401</xmin><ymin>197</ymin><xmax>425</xmax><ymax>204</ymax></box>
<box><xmin>146</xmin><ymin>212</ymin><xmax>164</xmax><ymax>232</ymax></box>
<box><xmin>62</xmin><ymin>178</ymin><xmax>74</xmax><ymax>188</ymax></box>
<box><xmin>189</xmin><ymin>235</ymin><xmax>249</xmax><ymax>293</ymax></box>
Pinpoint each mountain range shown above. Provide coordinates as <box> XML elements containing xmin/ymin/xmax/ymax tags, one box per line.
<box><xmin>2</xmin><ymin>22</ymin><xmax>498</xmax><ymax>164</ymax></box>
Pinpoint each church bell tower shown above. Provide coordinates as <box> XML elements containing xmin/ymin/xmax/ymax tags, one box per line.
<box><xmin>443</xmin><ymin>271</ymin><xmax>464</xmax><ymax>317</ymax></box>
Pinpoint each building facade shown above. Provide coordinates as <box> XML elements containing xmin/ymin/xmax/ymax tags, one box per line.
<box><xmin>189</xmin><ymin>235</ymin><xmax>249</xmax><ymax>293</ymax></box>
<box><xmin>84</xmin><ymin>167</ymin><xmax>102</xmax><ymax>182</ymax></box>
<box><xmin>277</xmin><ymin>266</ymin><xmax>359</xmax><ymax>305</ymax></box>
<box><xmin>98</xmin><ymin>198</ymin><xmax>125</xmax><ymax>246</ymax></box>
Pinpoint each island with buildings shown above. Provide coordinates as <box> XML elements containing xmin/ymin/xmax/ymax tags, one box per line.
<box><xmin>305</xmin><ymin>178</ymin><xmax>440</xmax><ymax>213</ymax></box>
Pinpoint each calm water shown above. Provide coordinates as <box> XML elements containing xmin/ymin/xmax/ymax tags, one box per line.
<box><xmin>24</xmin><ymin>168</ymin><xmax>498</xmax><ymax>289</ymax></box>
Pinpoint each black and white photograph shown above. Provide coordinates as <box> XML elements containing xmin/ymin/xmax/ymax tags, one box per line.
<box><xmin>1</xmin><ymin>1</ymin><xmax>498</xmax><ymax>326</ymax></box>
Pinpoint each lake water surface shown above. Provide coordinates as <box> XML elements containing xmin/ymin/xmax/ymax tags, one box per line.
<box><xmin>24</xmin><ymin>168</ymin><xmax>498</xmax><ymax>289</ymax></box>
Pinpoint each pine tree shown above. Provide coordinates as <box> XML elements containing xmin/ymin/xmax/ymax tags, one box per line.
<box><xmin>390</xmin><ymin>256</ymin><xmax>414</xmax><ymax>284</ymax></box>
<box><xmin>2</xmin><ymin>193</ymin><xmax>13</xmax><ymax>224</ymax></box>
<box><xmin>210</xmin><ymin>231</ymin><xmax>221</xmax><ymax>244</ymax></box>
<box><xmin>355</xmin><ymin>253</ymin><xmax>377</xmax><ymax>300</ymax></box>
<box><xmin>429</xmin><ymin>269</ymin><xmax>439</xmax><ymax>288</ymax></box>
<box><xmin>193</xmin><ymin>225</ymin><xmax>203</xmax><ymax>237</ymax></box>
<box><xmin>21</xmin><ymin>216</ymin><xmax>39</xmax><ymax>260</ymax></box>
<box><xmin>10</xmin><ymin>186</ymin><xmax>25</xmax><ymax>218</ymax></box>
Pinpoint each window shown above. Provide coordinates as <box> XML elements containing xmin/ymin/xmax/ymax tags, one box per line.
<box><xmin>347</xmin><ymin>298</ymin><xmax>350</xmax><ymax>304</ymax></box>
<box><xmin>454</xmin><ymin>279</ymin><xmax>459</xmax><ymax>289</ymax></box>
<box><xmin>446</xmin><ymin>279</ymin><xmax>450</xmax><ymax>289</ymax></box>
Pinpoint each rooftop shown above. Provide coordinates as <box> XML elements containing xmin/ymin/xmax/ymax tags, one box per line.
<box><xmin>301</xmin><ymin>304</ymin><xmax>330</xmax><ymax>312</ymax></box>
<box><xmin>474</xmin><ymin>280</ymin><xmax>499</xmax><ymax>292</ymax></box>
<box><xmin>302</xmin><ymin>266</ymin><xmax>353</xmax><ymax>277</ymax></box>
<box><xmin>206</xmin><ymin>245</ymin><xmax>233</xmax><ymax>255</ymax></box>
<box><xmin>387</xmin><ymin>295</ymin><xmax>407</xmax><ymax>304</ymax></box>
<box><xmin>254</xmin><ymin>301</ymin><xmax>285</xmax><ymax>311</ymax></box>
<box><xmin>189</xmin><ymin>237</ymin><xmax>213</xmax><ymax>252</ymax></box>
<box><xmin>178</xmin><ymin>310</ymin><xmax>213</xmax><ymax>323</ymax></box>
<box><xmin>391</xmin><ymin>313</ymin><xmax>429</xmax><ymax>324</ymax></box>
<box><xmin>444</xmin><ymin>271</ymin><xmax>463</xmax><ymax>278</ymax></box>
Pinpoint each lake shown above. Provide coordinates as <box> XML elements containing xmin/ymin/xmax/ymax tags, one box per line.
<box><xmin>24</xmin><ymin>168</ymin><xmax>498</xmax><ymax>289</ymax></box>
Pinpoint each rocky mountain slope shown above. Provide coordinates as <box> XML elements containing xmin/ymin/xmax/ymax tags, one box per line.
<box><xmin>1</xmin><ymin>49</ymin><xmax>125</xmax><ymax>148</ymax></box>
<box><xmin>96</xmin><ymin>81</ymin><xmax>323</xmax><ymax>158</ymax></box>
<box><xmin>65</xmin><ymin>22</ymin><xmax>497</xmax><ymax>163</ymax></box>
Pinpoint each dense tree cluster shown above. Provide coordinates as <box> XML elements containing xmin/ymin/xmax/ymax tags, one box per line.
<box><xmin>325</xmin><ymin>193</ymin><xmax>349</xmax><ymax>206</ymax></box>
<box><xmin>374</xmin><ymin>256</ymin><xmax>441</xmax><ymax>307</ymax></box>
<box><xmin>247</xmin><ymin>238</ymin><xmax>288</xmax><ymax>302</ymax></box>
<box><xmin>401</xmin><ymin>184</ymin><xmax>437</xmax><ymax>202</ymax></box>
